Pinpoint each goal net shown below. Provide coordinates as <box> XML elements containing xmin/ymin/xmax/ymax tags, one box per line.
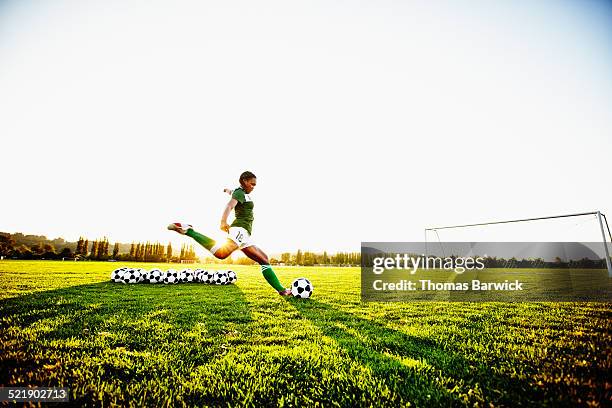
<box><xmin>424</xmin><ymin>211</ymin><xmax>612</xmax><ymax>276</ymax></box>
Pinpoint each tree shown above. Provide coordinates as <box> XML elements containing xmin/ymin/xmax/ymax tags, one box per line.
<box><xmin>136</xmin><ymin>243</ymin><xmax>144</xmax><ymax>261</ymax></box>
<box><xmin>186</xmin><ymin>245</ymin><xmax>196</xmax><ymax>261</ymax></box>
<box><xmin>112</xmin><ymin>242</ymin><xmax>119</xmax><ymax>259</ymax></box>
<box><xmin>15</xmin><ymin>245</ymin><xmax>33</xmax><ymax>259</ymax></box>
<box><xmin>0</xmin><ymin>233</ymin><xmax>15</xmax><ymax>256</ymax></box>
<box><xmin>31</xmin><ymin>242</ymin><xmax>46</xmax><ymax>256</ymax></box>
<box><xmin>76</xmin><ymin>237</ymin><xmax>85</xmax><ymax>255</ymax></box>
<box><xmin>303</xmin><ymin>251</ymin><xmax>314</xmax><ymax>266</ymax></box>
<box><xmin>90</xmin><ymin>241</ymin><xmax>98</xmax><ymax>260</ymax></box>
<box><xmin>166</xmin><ymin>243</ymin><xmax>172</xmax><ymax>261</ymax></box>
<box><xmin>104</xmin><ymin>238</ymin><xmax>110</xmax><ymax>258</ymax></box>
<box><xmin>59</xmin><ymin>247</ymin><xmax>72</xmax><ymax>259</ymax></box>
<box><xmin>296</xmin><ymin>249</ymin><xmax>303</xmax><ymax>265</ymax></box>
<box><xmin>40</xmin><ymin>243</ymin><xmax>56</xmax><ymax>259</ymax></box>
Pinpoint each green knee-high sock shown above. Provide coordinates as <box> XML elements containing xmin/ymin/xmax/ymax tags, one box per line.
<box><xmin>185</xmin><ymin>228</ymin><xmax>216</xmax><ymax>251</ymax></box>
<box><xmin>261</xmin><ymin>265</ymin><xmax>285</xmax><ymax>292</ymax></box>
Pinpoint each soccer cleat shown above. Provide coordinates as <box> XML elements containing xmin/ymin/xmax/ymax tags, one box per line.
<box><xmin>278</xmin><ymin>288</ymin><xmax>292</xmax><ymax>297</ymax></box>
<box><xmin>167</xmin><ymin>222</ymin><xmax>193</xmax><ymax>235</ymax></box>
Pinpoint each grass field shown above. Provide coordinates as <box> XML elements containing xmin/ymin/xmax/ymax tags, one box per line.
<box><xmin>1</xmin><ymin>260</ymin><xmax>610</xmax><ymax>407</ymax></box>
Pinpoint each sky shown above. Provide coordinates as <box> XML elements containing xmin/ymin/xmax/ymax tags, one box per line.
<box><xmin>1</xmin><ymin>0</ymin><xmax>611</xmax><ymax>255</ymax></box>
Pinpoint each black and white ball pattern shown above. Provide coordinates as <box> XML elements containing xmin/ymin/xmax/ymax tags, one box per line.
<box><xmin>183</xmin><ymin>270</ymin><xmax>195</xmax><ymax>283</ymax></box>
<box><xmin>148</xmin><ymin>269</ymin><xmax>164</xmax><ymax>283</ymax></box>
<box><xmin>164</xmin><ymin>269</ymin><xmax>179</xmax><ymax>284</ymax></box>
<box><xmin>135</xmin><ymin>268</ymin><xmax>147</xmax><ymax>283</ymax></box>
<box><xmin>291</xmin><ymin>277</ymin><xmax>313</xmax><ymax>298</ymax></box>
<box><xmin>199</xmin><ymin>270</ymin><xmax>215</xmax><ymax>284</ymax></box>
<box><xmin>111</xmin><ymin>267</ymin><xmax>128</xmax><ymax>283</ymax></box>
<box><xmin>122</xmin><ymin>268</ymin><xmax>141</xmax><ymax>284</ymax></box>
<box><xmin>179</xmin><ymin>268</ymin><xmax>193</xmax><ymax>283</ymax></box>
<box><xmin>227</xmin><ymin>270</ymin><xmax>237</xmax><ymax>284</ymax></box>
<box><xmin>111</xmin><ymin>267</ymin><xmax>238</xmax><ymax>285</ymax></box>
<box><xmin>213</xmin><ymin>271</ymin><xmax>229</xmax><ymax>285</ymax></box>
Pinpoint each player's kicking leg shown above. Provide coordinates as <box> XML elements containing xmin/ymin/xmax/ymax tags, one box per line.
<box><xmin>241</xmin><ymin>245</ymin><xmax>292</xmax><ymax>296</ymax></box>
<box><xmin>168</xmin><ymin>223</ymin><xmax>290</xmax><ymax>296</ymax></box>
<box><xmin>167</xmin><ymin>222</ymin><xmax>238</xmax><ymax>259</ymax></box>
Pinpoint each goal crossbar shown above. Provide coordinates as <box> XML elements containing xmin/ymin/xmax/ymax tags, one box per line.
<box><xmin>424</xmin><ymin>211</ymin><xmax>612</xmax><ymax>277</ymax></box>
<box><xmin>426</xmin><ymin>211</ymin><xmax>602</xmax><ymax>232</ymax></box>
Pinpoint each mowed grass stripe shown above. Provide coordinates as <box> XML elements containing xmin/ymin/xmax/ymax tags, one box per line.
<box><xmin>0</xmin><ymin>260</ymin><xmax>610</xmax><ymax>406</ymax></box>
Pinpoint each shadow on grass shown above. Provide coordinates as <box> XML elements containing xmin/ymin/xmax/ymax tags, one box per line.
<box><xmin>1</xmin><ymin>281</ymin><xmax>250</xmax><ymax>328</ymax></box>
<box><xmin>0</xmin><ymin>281</ymin><xmax>252</xmax><ymax>385</ymax></box>
<box><xmin>286</xmin><ymin>298</ymin><xmax>546</xmax><ymax>407</ymax></box>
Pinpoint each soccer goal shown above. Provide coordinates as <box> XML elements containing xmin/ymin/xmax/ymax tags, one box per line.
<box><xmin>424</xmin><ymin>211</ymin><xmax>612</xmax><ymax>277</ymax></box>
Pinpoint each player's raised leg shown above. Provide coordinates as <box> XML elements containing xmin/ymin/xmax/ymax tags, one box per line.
<box><xmin>241</xmin><ymin>245</ymin><xmax>291</xmax><ymax>296</ymax></box>
<box><xmin>167</xmin><ymin>223</ymin><xmax>238</xmax><ymax>259</ymax></box>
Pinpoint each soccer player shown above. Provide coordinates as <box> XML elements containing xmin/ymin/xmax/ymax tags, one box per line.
<box><xmin>167</xmin><ymin>171</ymin><xmax>292</xmax><ymax>296</ymax></box>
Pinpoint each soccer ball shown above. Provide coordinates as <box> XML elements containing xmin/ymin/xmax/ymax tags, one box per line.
<box><xmin>199</xmin><ymin>270</ymin><xmax>215</xmax><ymax>284</ymax></box>
<box><xmin>111</xmin><ymin>267</ymin><xmax>128</xmax><ymax>283</ymax></box>
<box><xmin>227</xmin><ymin>270</ymin><xmax>237</xmax><ymax>284</ymax></box>
<box><xmin>135</xmin><ymin>268</ymin><xmax>147</xmax><ymax>283</ymax></box>
<box><xmin>119</xmin><ymin>268</ymin><xmax>133</xmax><ymax>283</ymax></box>
<box><xmin>183</xmin><ymin>270</ymin><xmax>195</xmax><ymax>283</ymax></box>
<box><xmin>122</xmin><ymin>268</ymin><xmax>141</xmax><ymax>284</ymax></box>
<box><xmin>193</xmin><ymin>269</ymin><xmax>203</xmax><ymax>281</ymax></box>
<box><xmin>213</xmin><ymin>271</ymin><xmax>229</xmax><ymax>285</ymax></box>
<box><xmin>291</xmin><ymin>277</ymin><xmax>313</xmax><ymax>298</ymax></box>
<box><xmin>179</xmin><ymin>268</ymin><xmax>193</xmax><ymax>283</ymax></box>
<box><xmin>164</xmin><ymin>269</ymin><xmax>179</xmax><ymax>284</ymax></box>
<box><xmin>148</xmin><ymin>269</ymin><xmax>164</xmax><ymax>284</ymax></box>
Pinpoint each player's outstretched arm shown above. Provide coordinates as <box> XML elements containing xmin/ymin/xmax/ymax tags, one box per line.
<box><xmin>220</xmin><ymin>198</ymin><xmax>237</xmax><ymax>232</ymax></box>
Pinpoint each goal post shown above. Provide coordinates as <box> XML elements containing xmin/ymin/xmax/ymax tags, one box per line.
<box><xmin>424</xmin><ymin>211</ymin><xmax>612</xmax><ymax>277</ymax></box>
<box><xmin>596</xmin><ymin>211</ymin><xmax>612</xmax><ymax>277</ymax></box>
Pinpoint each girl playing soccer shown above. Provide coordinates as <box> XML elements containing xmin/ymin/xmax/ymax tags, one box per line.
<box><xmin>167</xmin><ymin>171</ymin><xmax>292</xmax><ymax>296</ymax></box>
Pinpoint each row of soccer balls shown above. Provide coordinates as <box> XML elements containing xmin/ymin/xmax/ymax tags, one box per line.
<box><xmin>111</xmin><ymin>267</ymin><xmax>236</xmax><ymax>285</ymax></box>
<box><xmin>110</xmin><ymin>267</ymin><xmax>314</xmax><ymax>298</ymax></box>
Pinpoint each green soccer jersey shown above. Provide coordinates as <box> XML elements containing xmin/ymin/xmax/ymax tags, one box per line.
<box><xmin>231</xmin><ymin>187</ymin><xmax>254</xmax><ymax>234</ymax></box>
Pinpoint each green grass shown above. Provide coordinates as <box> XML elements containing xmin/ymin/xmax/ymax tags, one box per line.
<box><xmin>0</xmin><ymin>260</ymin><xmax>610</xmax><ymax>407</ymax></box>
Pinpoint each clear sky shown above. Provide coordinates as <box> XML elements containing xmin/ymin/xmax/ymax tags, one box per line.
<box><xmin>1</xmin><ymin>0</ymin><xmax>611</xmax><ymax>255</ymax></box>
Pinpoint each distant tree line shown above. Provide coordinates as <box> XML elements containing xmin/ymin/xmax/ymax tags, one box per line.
<box><xmin>202</xmin><ymin>250</ymin><xmax>361</xmax><ymax>266</ymax></box>
<box><xmin>360</xmin><ymin>252</ymin><xmax>608</xmax><ymax>269</ymax></box>
<box><xmin>480</xmin><ymin>256</ymin><xmax>607</xmax><ymax>269</ymax></box>
<box><xmin>0</xmin><ymin>232</ymin><xmax>198</xmax><ymax>262</ymax></box>
<box><xmin>1</xmin><ymin>232</ymin><xmax>362</xmax><ymax>265</ymax></box>
<box><xmin>278</xmin><ymin>250</ymin><xmax>360</xmax><ymax>266</ymax></box>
